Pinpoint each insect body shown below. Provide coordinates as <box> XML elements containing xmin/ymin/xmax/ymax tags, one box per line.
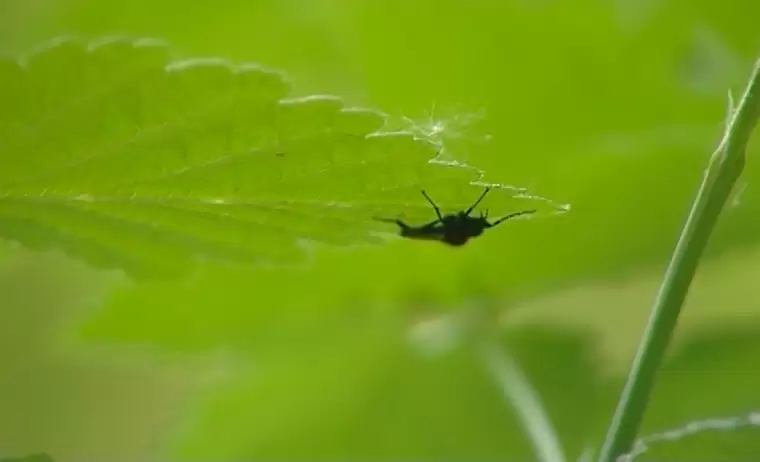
<box><xmin>374</xmin><ymin>187</ymin><xmax>536</xmax><ymax>246</ymax></box>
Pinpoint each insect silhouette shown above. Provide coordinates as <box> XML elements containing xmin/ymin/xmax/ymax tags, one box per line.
<box><xmin>374</xmin><ymin>187</ymin><xmax>536</xmax><ymax>246</ymax></box>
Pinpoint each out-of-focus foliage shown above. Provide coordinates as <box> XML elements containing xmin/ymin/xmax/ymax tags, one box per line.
<box><xmin>2</xmin><ymin>0</ymin><xmax>760</xmax><ymax>461</ymax></box>
<box><xmin>0</xmin><ymin>454</ymin><xmax>54</xmax><ymax>462</ymax></box>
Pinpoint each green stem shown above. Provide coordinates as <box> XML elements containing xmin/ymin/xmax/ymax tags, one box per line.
<box><xmin>481</xmin><ymin>340</ymin><xmax>566</xmax><ymax>462</ymax></box>
<box><xmin>597</xmin><ymin>57</ymin><xmax>760</xmax><ymax>462</ymax></box>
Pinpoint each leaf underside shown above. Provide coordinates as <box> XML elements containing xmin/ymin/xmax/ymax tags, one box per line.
<box><xmin>0</xmin><ymin>36</ymin><xmax>557</xmax><ymax>277</ymax></box>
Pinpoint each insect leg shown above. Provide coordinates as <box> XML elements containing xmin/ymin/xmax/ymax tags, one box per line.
<box><xmin>373</xmin><ymin>217</ymin><xmax>411</xmax><ymax>230</ymax></box>
<box><xmin>465</xmin><ymin>187</ymin><xmax>491</xmax><ymax>215</ymax></box>
<box><xmin>486</xmin><ymin>209</ymin><xmax>536</xmax><ymax>227</ymax></box>
<box><xmin>398</xmin><ymin>219</ymin><xmax>444</xmax><ymax>239</ymax></box>
<box><xmin>420</xmin><ymin>190</ymin><xmax>444</xmax><ymax>220</ymax></box>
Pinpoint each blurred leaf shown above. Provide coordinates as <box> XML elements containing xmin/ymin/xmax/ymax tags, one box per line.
<box><xmin>0</xmin><ymin>36</ymin><xmax>559</xmax><ymax>278</ymax></box>
<box><xmin>0</xmin><ymin>454</ymin><xmax>54</xmax><ymax>462</ymax></box>
<box><xmin>0</xmin><ymin>249</ymin><xmax>207</xmax><ymax>462</ymax></box>
<box><xmin>167</xmin><ymin>323</ymin><xmax>599</xmax><ymax>461</ymax></box>
<box><xmin>6</xmin><ymin>1</ymin><xmax>760</xmax><ymax>462</ymax></box>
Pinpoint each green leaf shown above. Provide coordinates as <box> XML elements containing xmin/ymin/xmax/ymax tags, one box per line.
<box><xmin>0</xmin><ymin>454</ymin><xmax>54</xmax><ymax>462</ymax></box>
<box><xmin>0</xmin><ymin>249</ymin><xmax>205</xmax><ymax>462</ymax></box>
<box><xmin>166</xmin><ymin>325</ymin><xmax>598</xmax><ymax>461</ymax></box>
<box><xmin>0</xmin><ymin>36</ymin><xmax>561</xmax><ymax>278</ymax></box>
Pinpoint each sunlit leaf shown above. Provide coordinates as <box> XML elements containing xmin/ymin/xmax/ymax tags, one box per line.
<box><xmin>0</xmin><ymin>37</ymin><xmax>560</xmax><ymax>278</ymax></box>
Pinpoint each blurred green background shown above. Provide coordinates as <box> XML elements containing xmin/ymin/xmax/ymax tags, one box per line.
<box><xmin>2</xmin><ymin>0</ymin><xmax>760</xmax><ymax>461</ymax></box>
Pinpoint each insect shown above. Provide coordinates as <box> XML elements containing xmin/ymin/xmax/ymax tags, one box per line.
<box><xmin>374</xmin><ymin>187</ymin><xmax>536</xmax><ymax>246</ymax></box>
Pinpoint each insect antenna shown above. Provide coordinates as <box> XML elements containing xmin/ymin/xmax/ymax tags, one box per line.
<box><xmin>487</xmin><ymin>209</ymin><xmax>536</xmax><ymax>227</ymax></box>
<box><xmin>465</xmin><ymin>187</ymin><xmax>492</xmax><ymax>215</ymax></box>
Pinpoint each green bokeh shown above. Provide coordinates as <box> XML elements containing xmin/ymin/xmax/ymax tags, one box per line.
<box><xmin>3</xmin><ymin>0</ymin><xmax>760</xmax><ymax>461</ymax></box>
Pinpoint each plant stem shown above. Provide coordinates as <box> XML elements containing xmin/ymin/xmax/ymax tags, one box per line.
<box><xmin>597</xmin><ymin>57</ymin><xmax>760</xmax><ymax>462</ymax></box>
<box><xmin>481</xmin><ymin>340</ymin><xmax>566</xmax><ymax>462</ymax></box>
